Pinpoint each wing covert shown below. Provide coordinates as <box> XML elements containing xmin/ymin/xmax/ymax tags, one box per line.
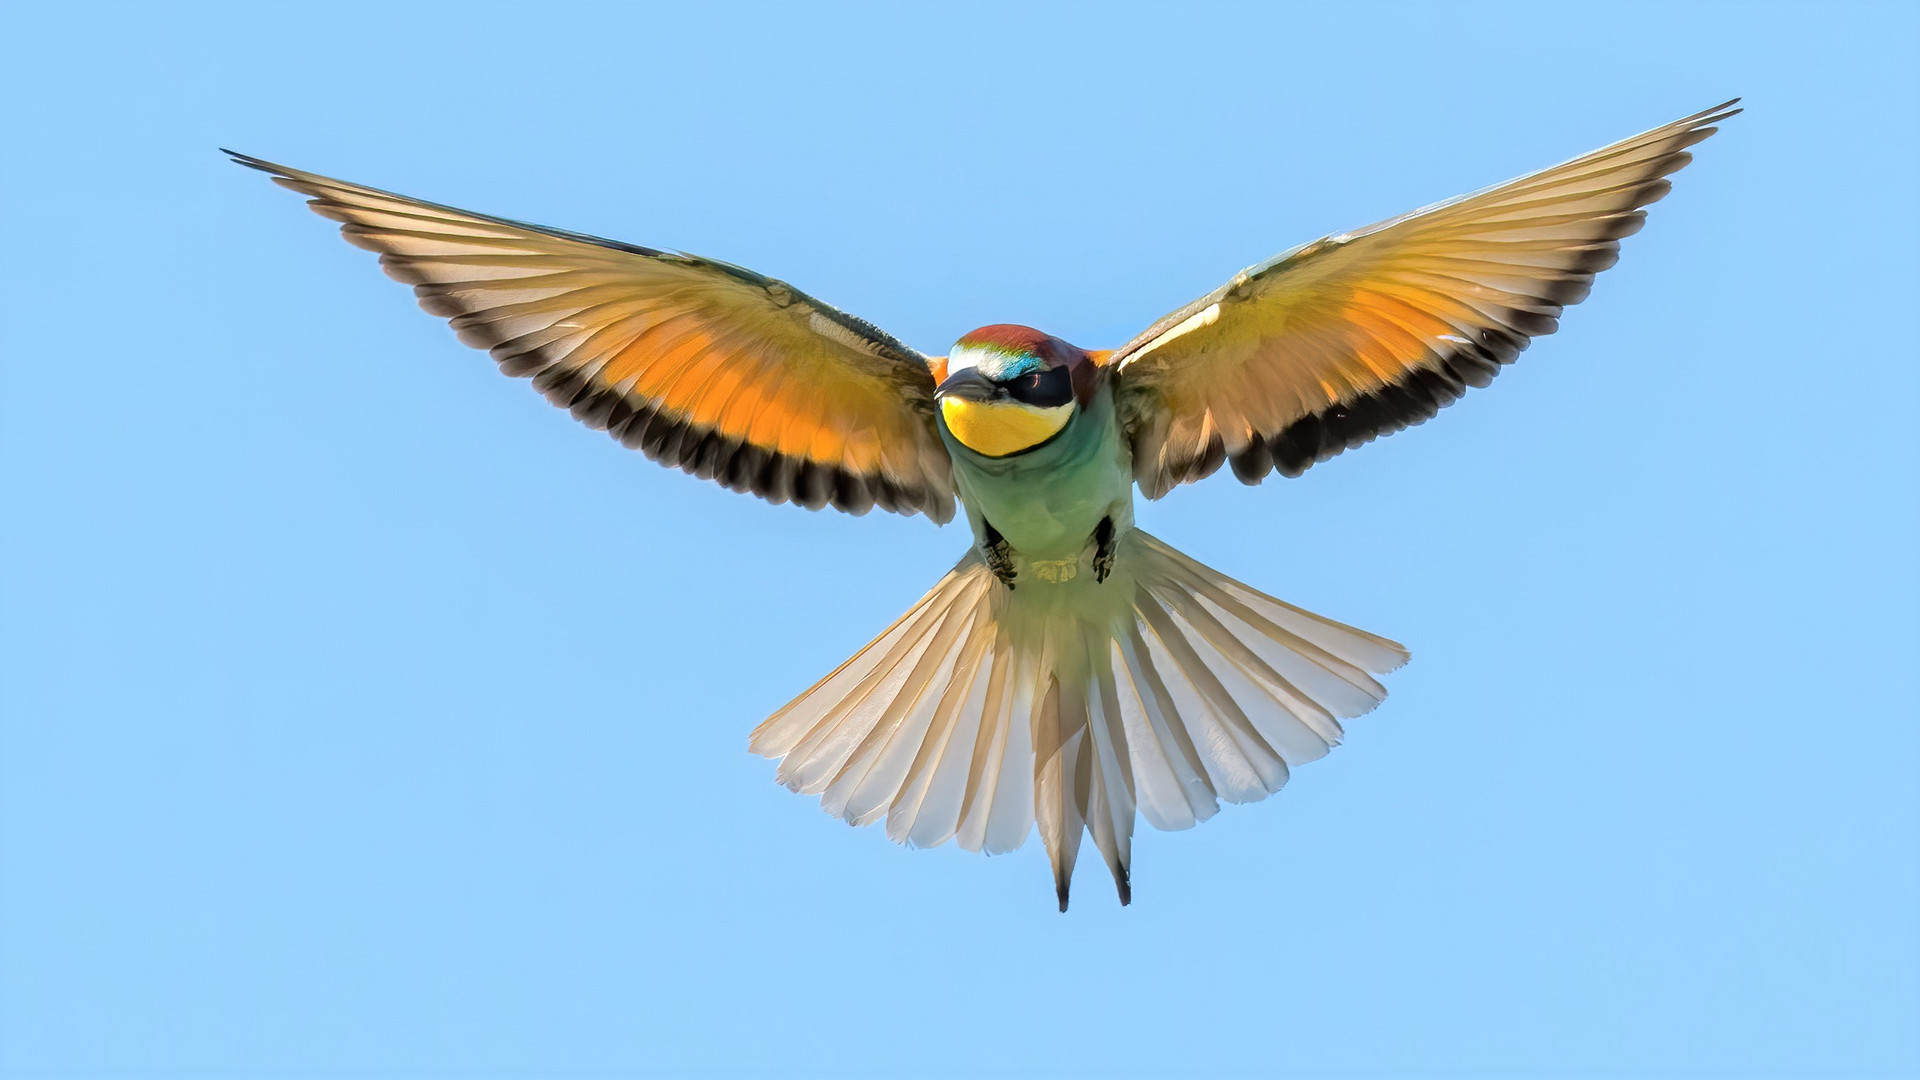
<box><xmin>1105</xmin><ymin>101</ymin><xmax>1739</xmax><ymax>498</ymax></box>
<box><xmin>230</xmin><ymin>152</ymin><xmax>955</xmax><ymax>521</ymax></box>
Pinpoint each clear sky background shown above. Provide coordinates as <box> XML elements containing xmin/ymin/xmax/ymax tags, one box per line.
<box><xmin>3</xmin><ymin>2</ymin><xmax>1915</xmax><ymax>1077</ymax></box>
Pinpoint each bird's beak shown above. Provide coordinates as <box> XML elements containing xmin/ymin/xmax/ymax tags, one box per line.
<box><xmin>936</xmin><ymin>367</ymin><xmax>1000</xmax><ymax>403</ymax></box>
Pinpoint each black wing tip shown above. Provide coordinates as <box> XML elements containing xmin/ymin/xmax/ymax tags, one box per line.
<box><xmin>222</xmin><ymin>147</ymin><xmax>292</xmax><ymax>177</ymax></box>
<box><xmin>1692</xmin><ymin>98</ymin><xmax>1744</xmax><ymax>127</ymax></box>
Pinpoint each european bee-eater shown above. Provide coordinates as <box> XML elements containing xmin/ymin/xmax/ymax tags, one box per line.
<box><xmin>230</xmin><ymin>99</ymin><xmax>1736</xmax><ymax>909</ymax></box>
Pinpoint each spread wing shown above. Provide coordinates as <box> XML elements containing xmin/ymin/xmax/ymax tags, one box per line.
<box><xmin>1105</xmin><ymin>100</ymin><xmax>1739</xmax><ymax>498</ymax></box>
<box><xmin>230</xmin><ymin>152</ymin><xmax>955</xmax><ymax>521</ymax></box>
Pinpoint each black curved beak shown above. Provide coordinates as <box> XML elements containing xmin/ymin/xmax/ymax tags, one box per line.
<box><xmin>936</xmin><ymin>367</ymin><xmax>1000</xmax><ymax>403</ymax></box>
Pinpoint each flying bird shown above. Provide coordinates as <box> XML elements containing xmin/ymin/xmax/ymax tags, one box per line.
<box><xmin>229</xmin><ymin>99</ymin><xmax>1737</xmax><ymax>909</ymax></box>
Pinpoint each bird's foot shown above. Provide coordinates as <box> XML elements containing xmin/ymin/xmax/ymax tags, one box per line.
<box><xmin>983</xmin><ymin>522</ymin><xmax>1017</xmax><ymax>590</ymax></box>
<box><xmin>1092</xmin><ymin>517</ymin><xmax>1116</xmax><ymax>584</ymax></box>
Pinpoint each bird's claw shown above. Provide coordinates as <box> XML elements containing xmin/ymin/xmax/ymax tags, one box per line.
<box><xmin>987</xmin><ymin>542</ymin><xmax>1017</xmax><ymax>589</ymax></box>
<box><xmin>983</xmin><ymin>523</ymin><xmax>1017</xmax><ymax>589</ymax></box>
<box><xmin>1093</xmin><ymin>517</ymin><xmax>1116</xmax><ymax>584</ymax></box>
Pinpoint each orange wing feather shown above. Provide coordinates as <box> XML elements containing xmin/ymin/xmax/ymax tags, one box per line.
<box><xmin>1106</xmin><ymin>101</ymin><xmax>1739</xmax><ymax>497</ymax></box>
<box><xmin>231</xmin><ymin>153</ymin><xmax>955</xmax><ymax>521</ymax></box>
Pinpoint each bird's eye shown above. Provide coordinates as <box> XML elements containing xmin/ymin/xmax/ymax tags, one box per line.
<box><xmin>1005</xmin><ymin>366</ymin><xmax>1074</xmax><ymax>408</ymax></box>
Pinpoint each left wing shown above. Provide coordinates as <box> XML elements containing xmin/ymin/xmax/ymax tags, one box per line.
<box><xmin>1105</xmin><ymin>101</ymin><xmax>1739</xmax><ymax>498</ymax></box>
<box><xmin>229</xmin><ymin>152</ymin><xmax>955</xmax><ymax>521</ymax></box>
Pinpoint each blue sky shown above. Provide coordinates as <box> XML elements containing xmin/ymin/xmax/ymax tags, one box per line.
<box><xmin>3</xmin><ymin>2</ymin><xmax>1915</xmax><ymax>1076</ymax></box>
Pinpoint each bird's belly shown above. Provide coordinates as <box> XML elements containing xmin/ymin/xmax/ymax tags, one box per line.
<box><xmin>967</xmin><ymin>467</ymin><xmax>1120</xmax><ymax>557</ymax></box>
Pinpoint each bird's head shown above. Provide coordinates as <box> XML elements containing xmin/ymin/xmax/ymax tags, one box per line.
<box><xmin>935</xmin><ymin>325</ymin><xmax>1097</xmax><ymax>457</ymax></box>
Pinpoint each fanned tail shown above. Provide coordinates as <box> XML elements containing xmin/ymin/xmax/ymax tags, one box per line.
<box><xmin>749</xmin><ymin>529</ymin><xmax>1408</xmax><ymax>908</ymax></box>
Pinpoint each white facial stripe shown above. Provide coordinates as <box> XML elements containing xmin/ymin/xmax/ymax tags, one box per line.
<box><xmin>946</xmin><ymin>343</ymin><xmax>989</xmax><ymax>374</ymax></box>
<box><xmin>948</xmin><ymin>342</ymin><xmax>1037</xmax><ymax>381</ymax></box>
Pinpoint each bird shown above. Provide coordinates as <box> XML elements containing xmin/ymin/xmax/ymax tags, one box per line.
<box><xmin>228</xmin><ymin>99</ymin><xmax>1737</xmax><ymax>910</ymax></box>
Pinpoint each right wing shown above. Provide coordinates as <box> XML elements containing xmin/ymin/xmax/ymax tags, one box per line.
<box><xmin>1102</xmin><ymin>101</ymin><xmax>1738</xmax><ymax>497</ymax></box>
<box><xmin>230</xmin><ymin>152</ymin><xmax>956</xmax><ymax>521</ymax></box>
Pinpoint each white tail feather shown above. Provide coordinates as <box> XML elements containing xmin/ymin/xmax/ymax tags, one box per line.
<box><xmin>749</xmin><ymin>529</ymin><xmax>1408</xmax><ymax>908</ymax></box>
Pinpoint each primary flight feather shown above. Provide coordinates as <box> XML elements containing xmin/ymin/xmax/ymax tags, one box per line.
<box><xmin>230</xmin><ymin>99</ymin><xmax>1736</xmax><ymax>909</ymax></box>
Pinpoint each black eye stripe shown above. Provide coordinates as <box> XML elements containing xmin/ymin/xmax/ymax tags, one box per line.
<box><xmin>1003</xmin><ymin>366</ymin><xmax>1074</xmax><ymax>408</ymax></box>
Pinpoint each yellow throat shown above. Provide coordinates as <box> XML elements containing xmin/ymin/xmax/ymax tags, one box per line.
<box><xmin>940</xmin><ymin>397</ymin><xmax>1072</xmax><ymax>458</ymax></box>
